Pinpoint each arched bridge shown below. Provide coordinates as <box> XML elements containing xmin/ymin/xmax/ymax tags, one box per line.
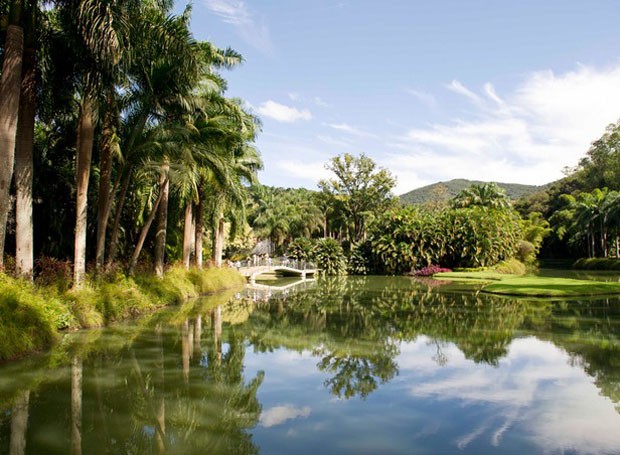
<box><xmin>237</xmin><ymin>259</ymin><xmax>318</xmax><ymax>282</ymax></box>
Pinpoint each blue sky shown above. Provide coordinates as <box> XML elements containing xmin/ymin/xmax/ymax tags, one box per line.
<box><xmin>179</xmin><ymin>0</ymin><xmax>620</xmax><ymax>194</ymax></box>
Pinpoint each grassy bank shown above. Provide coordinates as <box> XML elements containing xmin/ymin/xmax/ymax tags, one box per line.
<box><xmin>0</xmin><ymin>267</ymin><xmax>246</xmax><ymax>361</ymax></box>
<box><xmin>573</xmin><ymin>257</ymin><xmax>620</xmax><ymax>270</ymax></box>
<box><xmin>482</xmin><ymin>276</ymin><xmax>620</xmax><ymax>297</ymax></box>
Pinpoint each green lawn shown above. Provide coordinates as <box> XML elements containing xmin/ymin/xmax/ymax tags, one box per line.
<box><xmin>482</xmin><ymin>276</ymin><xmax>620</xmax><ymax>297</ymax></box>
<box><xmin>433</xmin><ymin>271</ymin><xmax>517</xmax><ymax>282</ymax></box>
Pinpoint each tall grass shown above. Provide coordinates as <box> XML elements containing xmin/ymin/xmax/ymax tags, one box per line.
<box><xmin>0</xmin><ymin>266</ymin><xmax>246</xmax><ymax>361</ymax></box>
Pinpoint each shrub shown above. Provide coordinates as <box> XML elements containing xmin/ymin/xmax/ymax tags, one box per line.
<box><xmin>348</xmin><ymin>241</ymin><xmax>372</xmax><ymax>275</ymax></box>
<box><xmin>573</xmin><ymin>257</ymin><xmax>620</xmax><ymax>270</ymax></box>
<box><xmin>313</xmin><ymin>238</ymin><xmax>347</xmax><ymax>275</ymax></box>
<box><xmin>516</xmin><ymin>240</ymin><xmax>536</xmax><ymax>265</ymax></box>
<box><xmin>0</xmin><ymin>275</ymin><xmax>63</xmax><ymax>360</ymax></box>
<box><xmin>35</xmin><ymin>256</ymin><xmax>73</xmax><ymax>291</ymax></box>
<box><xmin>494</xmin><ymin>258</ymin><xmax>527</xmax><ymax>275</ymax></box>
<box><xmin>412</xmin><ymin>265</ymin><xmax>452</xmax><ymax>277</ymax></box>
<box><xmin>288</xmin><ymin>238</ymin><xmax>314</xmax><ymax>261</ymax></box>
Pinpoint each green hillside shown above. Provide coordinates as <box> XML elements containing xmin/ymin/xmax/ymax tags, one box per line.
<box><xmin>399</xmin><ymin>179</ymin><xmax>546</xmax><ymax>205</ymax></box>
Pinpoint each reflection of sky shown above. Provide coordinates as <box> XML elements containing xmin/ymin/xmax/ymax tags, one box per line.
<box><xmin>243</xmin><ymin>336</ymin><xmax>620</xmax><ymax>454</ymax></box>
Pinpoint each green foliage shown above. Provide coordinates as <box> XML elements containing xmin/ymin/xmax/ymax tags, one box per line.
<box><xmin>313</xmin><ymin>238</ymin><xmax>347</xmax><ymax>276</ymax></box>
<box><xmin>573</xmin><ymin>258</ymin><xmax>620</xmax><ymax>270</ymax></box>
<box><xmin>186</xmin><ymin>267</ymin><xmax>246</xmax><ymax>293</ymax></box>
<box><xmin>288</xmin><ymin>237</ymin><xmax>315</xmax><ymax>261</ymax></box>
<box><xmin>348</xmin><ymin>241</ymin><xmax>372</xmax><ymax>275</ymax></box>
<box><xmin>0</xmin><ymin>267</ymin><xmax>245</xmax><ymax>361</ymax></box>
<box><xmin>494</xmin><ymin>258</ymin><xmax>527</xmax><ymax>275</ymax></box>
<box><xmin>0</xmin><ymin>275</ymin><xmax>63</xmax><ymax>360</ymax></box>
<box><xmin>319</xmin><ymin>153</ymin><xmax>396</xmax><ymax>242</ymax></box>
<box><xmin>365</xmin><ymin>205</ymin><xmax>523</xmax><ymax>274</ymax></box>
<box><xmin>451</xmin><ymin>182</ymin><xmax>511</xmax><ymax>209</ymax></box>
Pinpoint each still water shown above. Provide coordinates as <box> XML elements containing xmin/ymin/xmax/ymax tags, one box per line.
<box><xmin>1</xmin><ymin>276</ymin><xmax>620</xmax><ymax>454</ymax></box>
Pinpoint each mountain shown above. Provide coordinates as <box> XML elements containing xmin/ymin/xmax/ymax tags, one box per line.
<box><xmin>399</xmin><ymin>179</ymin><xmax>547</xmax><ymax>206</ymax></box>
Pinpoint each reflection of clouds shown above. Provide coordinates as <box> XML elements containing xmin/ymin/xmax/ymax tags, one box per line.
<box><xmin>260</xmin><ymin>405</ymin><xmax>311</xmax><ymax>428</ymax></box>
<box><xmin>401</xmin><ymin>336</ymin><xmax>620</xmax><ymax>453</ymax></box>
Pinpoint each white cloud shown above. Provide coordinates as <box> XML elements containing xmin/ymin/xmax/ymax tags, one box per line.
<box><xmin>327</xmin><ymin>122</ymin><xmax>378</xmax><ymax>138</ymax></box>
<box><xmin>276</xmin><ymin>159</ymin><xmax>332</xmax><ymax>182</ymax></box>
<box><xmin>404</xmin><ymin>336</ymin><xmax>620</xmax><ymax>454</ymax></box>
<box><xmin>317</xmin><ymin>135</ymin><xmax>354</xmax><ymax>148</ymax></box>
<box><xmin>260</xmin><ymin>405</ymin><xmax>311</xmax><ymax>427</ymax></box>
<box><xmin>446</xmin><ymin>79</ymin><xmax>484</xmax><ymax>105</ymax></box>
<box><xmin>389</xmin><ymin>64</ymin><xmax>620</xmax><ymax>193</ymax></box>
<box><xmin>406</xmin><ymin>88</ymin><xmax>438</xmax><ymax>109</ymax></box>
<box><xmin>203</xmin><ymin>0</ymin><xmax>273</xmax><ymax>54</ymax></box>
<box><xmin>257</xmin><ymin>100</ymin><xmax>312</xmax><ymax>123</ymax></box>
<box><xmin>313</xmin><ymin>97</ymin><xmax>332</xmax><ymax>108</ymax></box>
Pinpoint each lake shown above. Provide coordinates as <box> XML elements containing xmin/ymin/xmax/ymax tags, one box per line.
<box><xmin>1</xmin><ymin>275</ymin><xmax>620</xmax><ymax>454</ymax></box>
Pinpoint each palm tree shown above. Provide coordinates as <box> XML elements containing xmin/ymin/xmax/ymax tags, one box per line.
<box><xmin>0</xmin><ymin>0</ymin><xmax>24</xmax><ymax>269</ymax></box>
<box><xmin>451</xmin><ymin>182</ymin><xmax>511</xmax><ymax>209</ymax></box>
<box><xmin>14</xmin><ymin>0</ymin><xmax>37</xmax><ymax>279</ymax></box>
<box><xmin>55</xmin><ymin>0</ymin><xmax>126</xmax><ymax>286</ymax></box>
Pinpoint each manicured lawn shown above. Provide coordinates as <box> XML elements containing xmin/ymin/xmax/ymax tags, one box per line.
<box><xmin>433</xmin><ymin>271</ymin><xmax>517</xmax><ymax>282</ymax></box>
<box><xmin>482</xmin><ymin>276</ymin><xmax>620</xmax><ymax>297</ymax></box>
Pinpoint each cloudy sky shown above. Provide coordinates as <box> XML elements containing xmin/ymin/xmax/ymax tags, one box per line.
<box><xmin>180</xmin><ymin>0</ymin><xmax>620</xmax><ymax>194</ymax></box>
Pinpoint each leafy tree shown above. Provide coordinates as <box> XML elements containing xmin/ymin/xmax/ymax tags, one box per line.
<box><xmin>318</xmin><ymin>153</ymin><xmax>396</xmax><ymax>242</ymax></box>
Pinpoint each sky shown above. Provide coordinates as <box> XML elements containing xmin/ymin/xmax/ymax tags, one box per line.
<box><xmin>177</xmin><ymin>0</ymin><xmax>620</xmax><ymax>194</ymax></box>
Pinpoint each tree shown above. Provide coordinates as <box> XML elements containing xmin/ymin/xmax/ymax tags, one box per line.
<box><xmin>451</xmin><ymin>182</ymin><xmax>510</xmax><ymax>209</ymax></box>
<box><xmin>0</xmin><ymin>0</ymin><xmax>24</xmax><ymax>269</ymax></box>
<box><xmin>318</xmin><ymin>153</ymin><xmax>396</xmax><ymax>242</ymax></box>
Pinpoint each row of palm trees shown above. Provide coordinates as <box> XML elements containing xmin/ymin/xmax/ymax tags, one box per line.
<box><xmin>551</xmin><ymin>188</ymin><xmax>620</xmax><ymax>258</ymax></box>
<box><xmin>0</xmin><ymin>0</ymin><xmax>261</xmax><ymax>285</ymax></box>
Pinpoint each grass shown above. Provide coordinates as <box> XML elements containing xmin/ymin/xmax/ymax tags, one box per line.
<box><xmin>0</xmin><ymin>266</ymin><xmax>246</xmax><ymax>361</ymax></box>
<box><xmin>482</xmin><ymin>276</ymin><xmax>620</xmax><ymax>297</ymax></box>
<box><xmin>433</xmin><ymin>271</ymin><xmax>517</xmax><ymax>282</ymax></box>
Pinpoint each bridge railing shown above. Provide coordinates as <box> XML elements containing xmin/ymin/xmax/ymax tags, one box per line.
<box><xmin>237</xmin><ymin>257</ymin><xmax>316</xmax><ymax>270</ymax></box>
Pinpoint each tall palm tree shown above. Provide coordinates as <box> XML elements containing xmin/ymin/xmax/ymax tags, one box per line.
<box><xmin>0</xmin><ymin>0</ymin><xmax>24</xmax><ymax>269</ymax></box>
<box><xmin>14</xmin><ymin>0</ymin><xmax>36</xmax><ymax>279</ymax></box>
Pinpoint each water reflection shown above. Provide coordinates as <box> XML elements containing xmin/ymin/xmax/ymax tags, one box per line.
<box><xmin>0</xmin><ymin>276</ymin><xmax>619</xmax><ymax>453</ymax></box>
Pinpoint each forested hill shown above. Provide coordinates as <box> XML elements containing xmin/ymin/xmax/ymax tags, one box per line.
<box><xmin>399</xmin><ymin>179</ymin><xmax>547</xmax><ymax>205</ymax></box>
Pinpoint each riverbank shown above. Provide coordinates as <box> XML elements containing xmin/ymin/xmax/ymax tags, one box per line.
<box><xmin>0</xmin><ymin>267</ymin><xmax>246</xmax><ymax>362</ymax></box>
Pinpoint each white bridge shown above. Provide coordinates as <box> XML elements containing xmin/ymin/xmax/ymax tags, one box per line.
<box><xmin>237</xmin><ymin>259</ymin><xmax>318</xmax><ymax>283</ymax></box>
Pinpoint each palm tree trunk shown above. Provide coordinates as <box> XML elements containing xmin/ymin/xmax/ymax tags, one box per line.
<box><xmin>181</xmin><ymin>319</ymin><xmax>190</xmax><ymax>383</ymax></box>
<box><xmin>128</xmin><ymin>180</ymin><xmax>167</xmax><ymax>275</ymax></box>
<box><xmin>105</xmin><ymin>165</ymin><xmax>132</xmax><ymax>269</ymax></box>
<box><xmin>153</xmin><ymin>162</ymin><xmax>169</xmax><ymax>277</ymax></box>
<box><xmin>195</xmin><ymin>192</ymin><xmax>204</xmax><ymax>269</ymax></box>
<box><xmin>74</xmin><ymin>95</ymin><xmax>96</xmax><ymax>287</ymax></box>
<box><xmin>0</xmin><ymin>19</ymin><xmax>24</xmax><ymax>269</ymax></box>
<box><xmin>71</xmin><ymin>355</ymin><xmax>83</xmax><ymax>455</ymax></box>
<box><xmin>9</xmin><ymin>389</ymin><xmax>29</xmax><ymax>455</ymax></box>
<box><xmin>213</xmin><ymin>214</ymin><xmax>224</xmax><ymax>267</ymax></box>
<box><xmin>14</xmin><ymin>45</ymin><xmax>35</xmax><ymax>280</ymax></box>
<box><xmin>95</xmin><ymin>92</ymin><xmax>116</xmax><ymax>272</ymax></box>
<box><xmin>182</xmin><ymin>202</ymin><xmax>193</xmax><ymax>269</ymax></box>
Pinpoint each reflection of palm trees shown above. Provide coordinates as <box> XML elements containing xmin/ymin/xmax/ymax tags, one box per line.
<box><xmin>9</xmin><ymin>389</ymin><xmax>29</xmax><ymax>455</ymax></box>
<box><xmin>71</xmin><ymin>355</ymin><xmax>82</xmax><ymax>455</ymax></box>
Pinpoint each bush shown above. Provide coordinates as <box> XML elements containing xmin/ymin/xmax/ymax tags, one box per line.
<box><xmin>516</xmin><ymin>240</ymin><xmax>536</xmax><ymax>265</ymax></box>
<box><xmin>288</xmin><ymin>238</ymin><xmax>315</xmax><ymax>261</ymax></box>
<box><xmin>412</xmin><ymin>265</ymin><xmax>452</xmax><ymax>277</ymax></box>
<box><xmin>313</xmin><ymin>238</ymin><xmax>347</xmax><ymax>276</ymax></box>
<box><xmin>348</xmin><ymin>241</ymin><xmax>372</xmax><ymax>275</ymax></box>
<box><xmin>494</xmin><ymin>258</ymin><xmax>527</xmax><ymax>275</ymax></box>
<box><xmin>573</xmin><ymin>257</ymin><xmax>620</xmax><ymax>270</ymax></box>
<box><xmin>0</xmin><ymin>275</ymin><xmax>64</xmax><ymax>360</ymax></box>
